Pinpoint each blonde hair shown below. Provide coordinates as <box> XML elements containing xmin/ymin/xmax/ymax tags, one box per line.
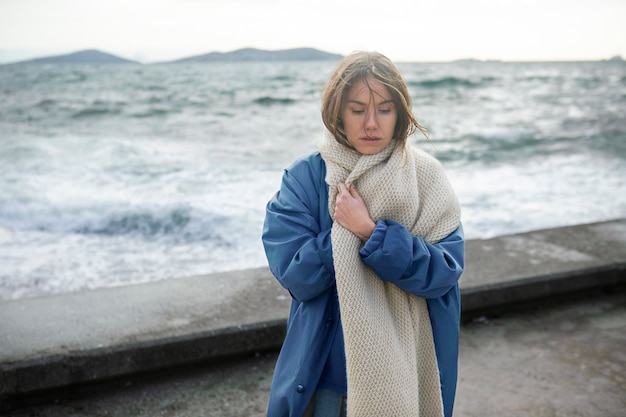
<box><xmin>321</xmin><ymin>51</ymin><xmax>426</xmax><ymax>148</ymax></box>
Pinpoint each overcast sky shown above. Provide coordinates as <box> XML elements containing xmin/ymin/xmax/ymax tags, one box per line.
<box><xmin>1</xmin><ymin>0</ymin><xmax>624</xmax><ymax>64</ymax></box>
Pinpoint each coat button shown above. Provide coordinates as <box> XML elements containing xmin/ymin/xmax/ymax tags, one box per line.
<box><xmin>296</xmin><ymin>384</ymin><xmax>305</xmax><ymax>393</ymax></box>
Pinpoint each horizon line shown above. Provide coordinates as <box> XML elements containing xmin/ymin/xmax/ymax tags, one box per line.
<box><xmin>0</xmin><ymin>46</ymin><xmax>623</xmax><ymax>66</ymax></box>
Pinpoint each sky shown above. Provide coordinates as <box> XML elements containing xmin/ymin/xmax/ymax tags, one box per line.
<box><xmin>0</xmin><ymin>0</ymin><xmax>625</xmax><ymax>64</ymax></box>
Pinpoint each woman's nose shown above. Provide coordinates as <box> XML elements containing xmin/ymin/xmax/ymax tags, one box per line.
<box><xmin>365</xmin><ymin>109</ymin><xmax>377</xmax><ymax>130</ymax></box>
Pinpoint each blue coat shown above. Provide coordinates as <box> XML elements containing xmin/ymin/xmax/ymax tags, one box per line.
<box><xmin>262</xmin><ymin>152</ymin><xmax>464</xmax><ymax>417</ymax></box>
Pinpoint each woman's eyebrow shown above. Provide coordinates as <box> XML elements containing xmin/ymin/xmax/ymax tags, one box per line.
<box><xmin>347</xmin><ymin>99</ymin><xmax>394</xmax><ymax>105</ymax></box>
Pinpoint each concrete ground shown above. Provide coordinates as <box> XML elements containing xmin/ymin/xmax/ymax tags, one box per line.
<box><xmin>6</xmin><ymin>290</ymin><xmax>626</xmax><ymax>417</ymax></box>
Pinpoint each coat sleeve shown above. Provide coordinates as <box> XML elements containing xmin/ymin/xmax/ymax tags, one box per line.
<box><xmin>262</xmin><ymin>158</ymin><xmax>336</xmax><ymax>302</ymax></box>
<box><xmin>359</xmin><ymin>220</ymin><xmax>464</xmax><ymax>299</ymax></box>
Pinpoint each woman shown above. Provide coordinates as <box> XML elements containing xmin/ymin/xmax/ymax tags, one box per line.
<box><xmin>262</xmin><ymin>51</ymin><xmax>464</xmax><ymax>417</ymax></box>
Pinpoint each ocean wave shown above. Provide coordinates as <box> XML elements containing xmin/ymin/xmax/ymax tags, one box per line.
<box><xmin>587</xmin><ymin>129</ymin><xmax>626</xmax><ymax>157</ymax></box>
<box><xmin>266</xmin><ymin>75</ymin><xmax>293</xmax><ymax>82</ymax></box>
<box><xmin>67</xmin><ymin>70</ymin><xmax>88</xmax><ymax>83</ymax></box>
<box><xmin>522</xmin><ymin>75</ymin><xmax>554</xmax><ymax>82</ymax></box>
<box><xmin>35</xmin><ymin>98</ymin><xmax>57</xmax><ymax>108</ymax></box>
<box><xmin>431</xmin><ymin>130</ymin><xmax>558</xmax><ymax>164</ymax></box>
<box><xmin>130</xmin><ymin>107</ymin><xmax>172</xmax><ymax>118</ymax></box>
<box><xmin>0</xmin><ymin>203</ymin><xmax>233</xmax><ymax>244</ymax></box>
<box><xmin>70</xmin><ymin>99</ymin><xmax>127</xmax><ymax>119</ymax></box>
<box><xmin>253</xmin><ymin>96</ymin><xmax>296</xmax><ymax>105</ymax></box>
<box><xmin>71</xmin><ymin>107</ymin><xmax>121</xmax><ymax>118</ymax></box>
<box><xmin>141</xmin><ymin>84</ymin><xmax>168</xmax><ymax>92</ymax></box>
<box><xmin>431</xmin><ymin>128</ymin><xmax>626</xmax><ymax>165</ymax></box>
<box><xmin>408</xmin><ymin>76</ymin><xmax>495</xmax><ymax>89</ymax></box>
<box><xmin>81</xmin><ymin>207</ymin><xmax>218</xmax><ymax>242</ymax></box>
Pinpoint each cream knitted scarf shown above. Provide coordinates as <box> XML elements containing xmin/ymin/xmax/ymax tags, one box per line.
<box><xmin>318</xmin><ymin>133</ymin><xmax>461</xmax><ymax>417</ymax></box>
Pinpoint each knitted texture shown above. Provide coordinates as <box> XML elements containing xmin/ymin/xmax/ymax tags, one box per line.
<box><xmin>319</xmin><ymin>133</ymin><xmax>461</xmax><ymax>417</ymax></box>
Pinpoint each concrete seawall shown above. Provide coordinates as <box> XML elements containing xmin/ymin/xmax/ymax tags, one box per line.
<box><xmin>1</xmin><ymin>218</ymin><xmax>625</xmax><ymax>408</ymax></box>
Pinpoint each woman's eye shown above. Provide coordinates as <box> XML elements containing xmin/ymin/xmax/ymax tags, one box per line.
<box><xmin>351</xmin><ymin>109</ymin><xmax>365</xmax><ymax>114</ymax></box>
<box><xmin>379</xmin><ymin>108</ymin><xmax>392</xmax><ymax>114</ymax></box>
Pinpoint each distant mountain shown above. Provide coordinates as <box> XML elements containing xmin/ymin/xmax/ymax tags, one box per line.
<box><xmin>6</xmin><ymin>47</ymin><xmax>342</xmax><ymax>66</ymax></box>
<box><xmin>169</xmin><ymin>47</ymin><xmax>343</xmax><ymax>63</ymax></box>
<box><xmin>14</xmin><ymin>49</ymin><xmax>139</xmax><ymax>65</ymax></box>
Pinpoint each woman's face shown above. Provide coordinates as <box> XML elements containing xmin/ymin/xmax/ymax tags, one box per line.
<box><xmin>341</xmin><ymin>77</ymin><xmax>397</xmax><ymax>155</ymax></box>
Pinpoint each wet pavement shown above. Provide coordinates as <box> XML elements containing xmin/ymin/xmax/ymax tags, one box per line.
<box><xmin>6</xmin><ymin>290</ymin><xmax>626</xmax><ymax>417</ymax></box>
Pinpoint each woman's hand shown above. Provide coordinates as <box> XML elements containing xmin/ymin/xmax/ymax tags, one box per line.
<box><xmin>335</xmin><ymin>183</ymin><xmax>376</xmax><ymax>241</ymax></box>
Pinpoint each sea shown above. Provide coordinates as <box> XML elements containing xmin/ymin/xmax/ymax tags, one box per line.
<box><xmin>1</xmin><ymin>59</ymin><xmax>625</xmax><ymax>300</ymax></box>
